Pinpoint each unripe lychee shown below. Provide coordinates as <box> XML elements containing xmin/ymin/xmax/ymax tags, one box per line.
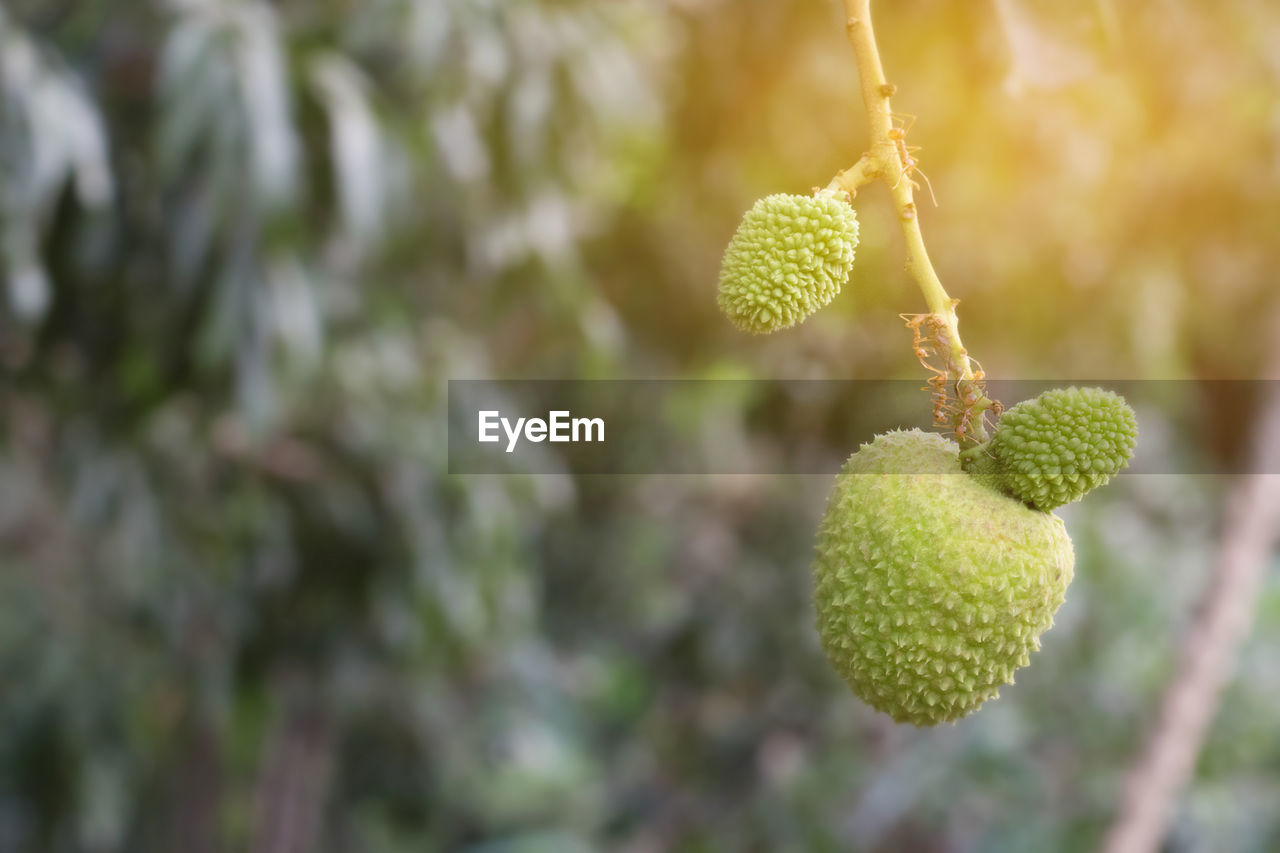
<box><xmin>813</xmin><ymin>429</ymin><xmax>1074</xmax><ymax>726</ymax></box>
<box><xmin>718</xmin><ymin>191</ymin><xmax>859</xmax><ymax>334</ymax></box>
<box><xmin>965</xmin><ymin>387</ymin><xmax>1138</xmax><ymax>511</ymax></box>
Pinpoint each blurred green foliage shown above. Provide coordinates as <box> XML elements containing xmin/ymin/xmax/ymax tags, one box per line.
<box><xmin>1</xmin><ymin>1</ymin><xmax>1279</xmax><ymax>851</ymax></box>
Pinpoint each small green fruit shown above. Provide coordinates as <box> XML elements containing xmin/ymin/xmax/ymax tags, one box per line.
<box><xmin>814</xmin><ymin>429</ymin><xmax>1074</xmax><ymax>726</ymax></box>
<box><xmin>967</xmin><ymin>387</ymin><xmax>1138</xmax><ymax>511</ymax></box>
<box><xmin>717</xmin><ymin>191</ymin><xmax>859</xmax><ymax>334</ymax></box>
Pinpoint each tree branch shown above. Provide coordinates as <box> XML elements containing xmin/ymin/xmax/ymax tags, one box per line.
<box><xmin>838</xmin><ymin>0</ymin><xmax>992</xmax><ymax>439</ymax></box>
<box><xmin>1103</xmin><ymin>343</ymin><xmax>1280</xmax><ymax>853</ymax></box>
<box><xmin>823</xmin><ymin>153</ymin><xmax>883</xmax><ymax>197</ymax></box>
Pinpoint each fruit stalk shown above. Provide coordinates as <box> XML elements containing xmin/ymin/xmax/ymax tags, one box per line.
<box><xmin>839</xmin><ymin>0</ymin><xmax>993</xmax><ymax>437</ymax></box>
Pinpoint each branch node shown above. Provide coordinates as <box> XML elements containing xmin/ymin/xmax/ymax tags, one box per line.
<box><xmin>878</xmin><ymin>83</ymin><xmax>897</xmax><ymax>98</ymax></box>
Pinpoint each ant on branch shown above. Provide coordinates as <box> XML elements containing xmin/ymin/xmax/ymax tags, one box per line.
<box><xmin>901</xmin><ymin>313</ymin><xmax>952</xmax><ymax>426</ymax></box>
<box><xmin>902</xmin><ymin>313</ymin><xmax>1004</xmax><ymax>440</ymax></box>
<box><xmin>887</xmin><ymin>114</ymin><xmax>937</xmax><ymax>207</ymax></box>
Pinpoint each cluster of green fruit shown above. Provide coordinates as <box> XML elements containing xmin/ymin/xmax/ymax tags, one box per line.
<box><xmin>719</xmin><ymin>193</ymin><xmax>1138</xmax><ymax>725</ymax></box>
<box><xmin>813</xmin><ymin>388</ymin><xmax>1135</xmax><ymax>726</ymax></box>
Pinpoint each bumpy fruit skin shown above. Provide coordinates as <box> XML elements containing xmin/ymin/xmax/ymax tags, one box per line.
<box><xmin>717</xmin><ymin>191</ymin><xmax>859</xmax><ymax>334</ymax></box>
<box><xmin>972</xmin><ymin>387</ymin><xmax>1138</xmax><ymax>511</ymax></box>
<box><xmin>814</xmin><ymin>430</ymin><xmax>1074</xmax><ymax>726</ymax></box>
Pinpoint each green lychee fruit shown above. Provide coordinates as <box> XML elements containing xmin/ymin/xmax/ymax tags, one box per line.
<box><xmin>964</xmin><ymin>387</ymin><xmax>1138</xmax><ymax>512</ymax></box>
<box><xmin>717</xmin><ymin>190</ymin><xmax>859</xmax><ymax>334</ymax></box>
<box><xmin>813</xmin><ymin>429</ymin><xmax>1074</xmax><ymax>726</ymax></box>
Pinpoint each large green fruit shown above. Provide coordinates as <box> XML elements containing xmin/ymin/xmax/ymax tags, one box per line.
<box><xmin>813</xmin><ymin>429</ymin><xmax>1074</xmax><ymax>726</ymax></box>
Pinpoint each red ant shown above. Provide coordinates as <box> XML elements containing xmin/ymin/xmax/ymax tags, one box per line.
<box><xmin>901</xmin><ymin>313</ymin><xmax>948</xmax><ymax>377</ymax></box>
<box><xmin>902</xmin><ymin>313</ymin><xmax>960</xmax><ymax>427</ymax></box>
<box><xmin>888</xmin><ymin>114</ymin><xmax>938</xmax><ymax>207</ymax></box>
<box><xmin>955</xmin><ymin>407</ymin><xmax>978</xmax><ymax>443</ymax></box>
<box><xmin>981</xmin><ymin>398</ymin><xmax>1005</xmax><ymax>434</ymax></box>
<box><xmin>933</xmin><ymin>390</ymin><xmax>959</xmax><ymax>427</ymax></box>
